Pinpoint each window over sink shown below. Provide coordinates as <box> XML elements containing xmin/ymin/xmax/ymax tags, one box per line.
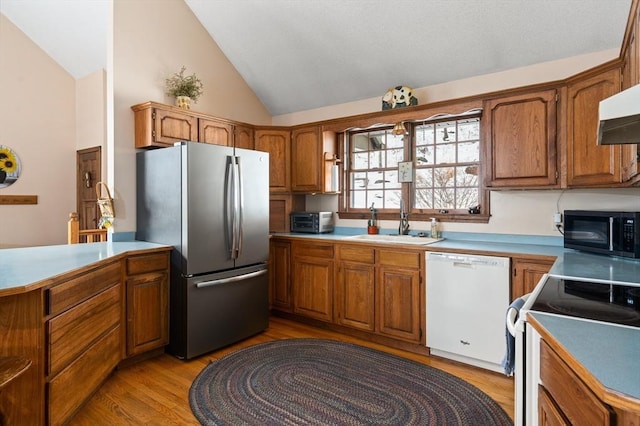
<box><xmin>339</xmin><ymin>111</ymin><xmax>488</xmax><ymax>223</ymax></box>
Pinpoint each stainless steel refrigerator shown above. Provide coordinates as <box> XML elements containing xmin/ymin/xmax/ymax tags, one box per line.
<box><xmin>136</xmin><ymin>141</ymin><xmax>269</xmax><ymax>359</ymax></box>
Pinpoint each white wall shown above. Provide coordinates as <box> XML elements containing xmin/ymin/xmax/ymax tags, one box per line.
<box><xmin>0</xmin><ymin>14</ymin><xmax>77</xmax><ymax>247</ymax></box>
<box><xmin>112</xmin><ymin>0</ymin><xmax>272</xmax><ymax>234</ymax></box>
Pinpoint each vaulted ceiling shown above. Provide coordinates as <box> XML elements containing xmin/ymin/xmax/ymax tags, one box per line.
<box><xmin>1</xmin><ymin>0</ymin><xmax>632</xmax><ymax>116</ymax></box>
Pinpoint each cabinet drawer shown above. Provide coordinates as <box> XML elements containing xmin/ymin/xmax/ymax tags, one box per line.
<box><xmin>339</xmin><ymin>245</ymin><xmax>374</xmax><ymax>263</ymax></box>
<box><xmin>48</xmin><ymin>284</ymin><xmax>121</xmax><ymax>376</ymax></box>
<box><xmin>539</xmin><ymin>340</ymin><xmax>612</xmax><ymax>425</ymax></box>
<box><xmin>126</xmin><ymin>252</ymin><xmax>169</xmax><ymax>275</ymax></box>
<box><xmin>48</xmin><ymin>325</ymin><xmax>121</xmax><ymax>426</ymax></box>
<box><xmin>293</xmin><ymin>242</ymin><xmax>334</xmax><ymax>258</ymax></box>
<box><xmin>47</xmin><ymin>261</ymin><xmax>120</xmax><ymax>316</ymax></box>
<box><xmin>379</xmin><ymin>250</ymin><xmax>420</xmax><ymax>269</ymax></box>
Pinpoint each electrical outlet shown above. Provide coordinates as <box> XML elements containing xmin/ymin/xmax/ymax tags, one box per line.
<box><xmin>553</xmin><ymin>212</ymin><xmax>563</xmax><ymax>231</ymax></box>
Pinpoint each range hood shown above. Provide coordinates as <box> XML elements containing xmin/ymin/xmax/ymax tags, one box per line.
<box><xmin>597</xmin><ymin>83</ymin><xmax>640</xmax><ymax>145</ymax></box>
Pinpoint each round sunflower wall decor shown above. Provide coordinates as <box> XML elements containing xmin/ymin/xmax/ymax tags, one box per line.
<box><xmin>0</xmin><ymin>145</ymin><xmax>21</xmax><ymax>188</ymax></box>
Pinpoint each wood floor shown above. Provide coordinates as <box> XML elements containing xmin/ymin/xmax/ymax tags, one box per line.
<box><xmin>69</xmin><ymin>316</ymin><xmax>514</xmax><ymax>424</ymax></box>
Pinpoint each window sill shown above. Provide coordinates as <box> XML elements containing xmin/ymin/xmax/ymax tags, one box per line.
<box><xmin>337</xmin><ymin>211</ymin><xmax>490</xmax><ymax>224</ymax></box>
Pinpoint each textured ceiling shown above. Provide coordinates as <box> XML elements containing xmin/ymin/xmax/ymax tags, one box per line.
<box><xmin>1</xmin><ymin>0</ymin><xmax>632</xmax><ymax>116</ymax></box>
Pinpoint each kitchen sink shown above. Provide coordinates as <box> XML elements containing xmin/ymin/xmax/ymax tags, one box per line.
<box><xmin>344</xmin><ymin>234</ymin><xmax>443</xmax><ymax>245</ymax></box>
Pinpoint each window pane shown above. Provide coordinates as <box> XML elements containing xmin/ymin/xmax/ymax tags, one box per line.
<box><xmin>351</xmin><ymin>190</ymin><xmax>367</xmax><ymax>208</ymax></box>
<box><xmin>435</xmin><ymin>144</ymin><xmax>455</xmax><ymax>164</ymax></box>
<box><xmin>434</xmin><ymin>188</ymin><xmax>455</xmax><ymax>209</ymax></box>
<box><xmin>385</xmin><ymin>190</ymin><xmax>402</xmax><ymax>208</ymax></box>
<box><xmin>352</xmin><ymin>133</ymin><xmax>370</xmax><ymax>151</ymax></box>
<box><xmin>370</xmin><ymin>171</ymin><xmax>385</xmax><ymax>189</ymax></box>
<box><xmin>457</xmin><ymin>118</ymin><xmax>480</xmax><ymax>141</ymax></box>
<box><xmin>415</xmin><ymin>146</ymin><xmax>433</xmax><ymax>165</ymax></box>
<box><xmin>416</xmin><ymin>123</ymin><xmax>435</xmax><ymax>145</ymax></box>
<box><xmin>415</xmin><ymin>168</ymin><xmax>433</xmax><ymax>187</ymax></box>
<box><xmin>456</xmin><ymin>166</ymin><xmax>478</xmax><ymax>187</ymax></box>
<box><xmin>369</xmin><ymin>150</ymin><xmax>383</xmax><ymax>168</ymax></box>
<box><xmin>351</xmin><ymin>172</ymin><xmax>368</xmax><ymax>189</ymax></box>
<box><xmin>414</xmin><ymin>188</ymin><xmax>433</xmax><ymax>209</ymax></box>
<box><xmin>386</xmin><ymin>133</ymin><xmax>405</xmax><ymax>148</ymax></box>
<box><xmin>458</xmin><ymin>141</ymin><xmax>479</xmax><ymax>163</ymax></box>
<box><xmin>433</xmin><ymin>167</ymin><xmax>455</xmax><ymax>187</ymax></box>
<box><xmin>353</xmin><ymin>152</ymin><xmax>369</xmax><ymax>169</ymax></box>
<box><xmin>435</xmin><ymin>121</ymin><xmax>455</xmax><ymax>144</ymax></box>
<box><xmin>387</xmin><ymin>148</ymin><xmax>404</xmax><ymax>168</ymax></box>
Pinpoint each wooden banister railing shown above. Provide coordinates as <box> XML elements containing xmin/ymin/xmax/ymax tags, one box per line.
<box><xmin>67</xmin><ymin>212</ymin><xmax>108</xmax><ymax>244</ymax></box>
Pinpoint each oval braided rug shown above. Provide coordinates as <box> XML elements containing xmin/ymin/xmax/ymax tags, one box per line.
<box><xmin>189</xmin><ymin>338</ymin><xmax>513</xmax><ymax>426</ymax></box>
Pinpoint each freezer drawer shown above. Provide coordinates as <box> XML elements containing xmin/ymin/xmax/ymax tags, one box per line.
<box><xmin>169</xmin><ymin>264</ymin><xmax>269</xmax><ymax>359</ymax></box>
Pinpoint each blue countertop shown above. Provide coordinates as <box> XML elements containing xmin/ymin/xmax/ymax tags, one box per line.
<box><xmin>0</xmin><ymin>241</ymin><xmax>170</xmax><ymax>293</ymax></box>
<box><xmin>530</xmin><ymin>312</ymin><xmax>640</xmax><ymax>401</ymax></box>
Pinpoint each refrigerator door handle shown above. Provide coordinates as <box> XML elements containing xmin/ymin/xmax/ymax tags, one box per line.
<box><xmin>235</xmin><ymin>156</ymin><xmax>244</xmax><ymax>256</ymax></box>
<box><xmin>195</xmin><ymin>268</ymin><xmax>267</xmax><ymax>288</ymax></box>
<box><xmin>227</xmin><ymin>156</ymin><xmax>243</xmax><ymax>260</ymax></box>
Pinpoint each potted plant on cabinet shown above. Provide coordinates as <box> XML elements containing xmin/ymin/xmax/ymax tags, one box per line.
<box><xmin>165</xmin><ymin>66</ymin><xmax>204</xmax><ymax>109</ymax></box>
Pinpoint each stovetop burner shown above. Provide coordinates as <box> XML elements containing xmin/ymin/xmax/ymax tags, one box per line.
<box><xmin>530</xmin><ymin>276</ymin><xmax>640</xmax><ymax>328</ymax></box>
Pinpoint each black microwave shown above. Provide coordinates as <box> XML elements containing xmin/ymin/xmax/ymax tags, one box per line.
<box><xmin>563</xmin><ymin>210</ymin><xmax>640</xmax><ymax>258</ymax></box>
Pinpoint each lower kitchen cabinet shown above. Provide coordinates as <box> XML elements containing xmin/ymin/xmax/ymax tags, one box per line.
<box><xmin>336</xmin><ymin>245</ymin><xmax>375</xmax><ymax>331</ymax></box>
<box><xmin>377</xmin><ymin>249</ymin><xmax>422</xmax><ymax>343</ymax></box>
<box><xmin>269</xmin><ymin>239</ymin><xmax>292</xmax><ymax>312</ymax></box>
<box><xmin>0</xmin><ymin>247</ymin><xmax>171</xmax><ymax>425</ymax></box>
<box><xmin>291</xmin><ymin>241</ymin><xmax>334</xmax><ymax>322</ymax></box>
<box><xmin>125</xmin><ymin>252</ymin><xmax>170</xmax><ymax>357</ymax></box>
<box><xmin>511</xmin><ymin>256</ymin><xmax>555</xmax><ymax>300</ymax></box>
<box><xmin>539</xmin><ymin>340</ymin><xmax>613</xmax><ymax>425</ymax></box>
<box><xmin>272</xmin><ymin>238</ymin><xmax>424</xmax><ymax>346</ymax></box>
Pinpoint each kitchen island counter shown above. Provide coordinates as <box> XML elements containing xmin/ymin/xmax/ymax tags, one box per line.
<box><xmin>0</xmin><ymin>241</ymin><xmax>170</xmax><ymax>296</ymax></box>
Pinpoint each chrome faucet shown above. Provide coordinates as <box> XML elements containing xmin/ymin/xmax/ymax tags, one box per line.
<box><xmin>399</xmin><ymin>202</ymin><xmax>410</xmax><ymax>235</ymax></box>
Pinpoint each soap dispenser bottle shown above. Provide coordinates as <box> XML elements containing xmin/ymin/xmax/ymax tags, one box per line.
<box><xmin>430</xmin><ymin>218</ymin><xmax>439</xmax><ymax>239</ymax></box>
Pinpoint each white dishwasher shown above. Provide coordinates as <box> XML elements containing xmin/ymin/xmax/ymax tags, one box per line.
<box><xmin>426</xmin><ymin>252</ymin><xmax>510</xmax><ymax>373</ymax></box>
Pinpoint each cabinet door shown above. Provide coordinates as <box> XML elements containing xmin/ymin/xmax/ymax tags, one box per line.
<box><xmin>336</xmin><ymin>245</ymin><xmax>376</xmax><ymax>331</ymax></box>
<box><xmin>538</xmin><ymin>386</ymin><xmax>570</xmax><ymax>426</ymax></box>
<box><xmin>511</xmin><ymin>257</ymin><xmax>555</xmax><ymax>300</ymax></box>
<box><xmin>269</xmin><ymin>240</ymin><xmax>292</xmax><ymax>312</ymax></box>
<box><xmin>234</xmin><ymin>125</ymin><xmax>255</xmax><ymax>150</ymax></box>
<box><xmin>126</xmin><ymin>271</ymin><xmax>169</xmax><ymax>356</ymax></box>
<box><xmin>377</xmin><ymin>266</ymin><xmax>421</xmax><ymax>342</ymax></box>
<box><xmin>255</xmin><ymin>129</ymin><xmax>291</xmax><ymax>192</ymax></box>
<box><xmin>199</xmin><ymin>119</ymin><xmax>233</xmax><ymax>146</ymax></box>
<box><xmin>153</xmin><ymin>108</ymin><xmax>198</xmax><ymax>145</ymax></box>
<box><xmin>483</xmin><ymin>89</ymin><xmax>558</xmax><ymax>188</ymax></box>
<box><xmin>292</xmin><ymin>257</ymin><xmax>334</xmax><ymax>322</ymax></box>
<box><xmin>566</xmin><ymin>69</ymin><xmax>628</xmax><ymax>186</ymax></box>
<box><xmin>291</xmin><ymin>126</ymin><xmax>322</xmax><ymax>192</ymax></box>
<box><xmin>539</xmin><ymin>340</ymin><xmax>613</xmax><ymax>425</ymax></box>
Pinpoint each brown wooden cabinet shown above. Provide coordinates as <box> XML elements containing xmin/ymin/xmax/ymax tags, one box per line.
<box><xmin>46</xmin><ymin>260</ymin><xmax>123</xmax><ymax>426</ymax></box>
<box><xmin>291</xmin><ymin>241</ymin><xmax>334</xmax><ymax>322</ymax></box>
<box><xmin>539</xmin><ymin>340</ymin><xmax>613</xmax><ymax>425</ymax></box>
<box><xmin>269</xmin><ymin>239</ymin><xmax>292</xmax><ymax>312</ymax></box>
<box><xmin>133</xmin><ymin>104</ymin><xmax>198</xmax><ymax>148</ymax></box>
<box><xmin>125</xmin><ymin>252</ymin><xmax>169</xmax><ymax>357</ymax></box>
<box><xmin>199</xmin><ymin>118</ymin><xmax>233</xmax><ymax>146</ymax></box>
<box><xmin>335</xmin><ymin>244</ymin><xmax>376</xmax><ymax>331</ymax></box>
<box><xmin>291</xmin><ymin>125</ymin><xmax>338</xmax><ymax>193</ymax></box>
<box><xmin>234</xmin><ymin>124</ymin><xmax>255</xmax><ymax>150</ymax></box>
<box><xmin>511</xmin><ymin>256</ymin><xmax>555</xmax><ymax>300</ymax></box>
<box><xmin>483</xmin><ymin>89</ymin><xmax>559</xmax><ymax>188</ymax></box>
<box><xmin>565</xmin><ymin>68</ymin><xmax>637</xmax><ymax>187</ymax></box>
<box><xmin>376</xmin><ymin>249</ymin><xmax>422</xmax><ymax>342</ymax></box>
<box><xmin>255</xmin><ymin>128</ymin><xmax>291</xmax><ymax>193</ymax></box>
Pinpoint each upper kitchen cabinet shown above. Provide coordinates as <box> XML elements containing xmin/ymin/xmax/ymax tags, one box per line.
<box><xmin>483</xmin><ymin>89</ymin><xmax>559</xmax><ymax>188</ymax></box>
<box><xmin>133</xmin><ymin>102</ymin><xmax>197</xmax><ymax>148</ymax></box>
<box><xmin>234</xmin><ymin>125</ymin><xmax>255</xmax><ymax>150</ymax></box>
<box><xmin>199</xmin><ymin>118</ymin><xmax>233</xmax><ymax>146</ymax></box>
<box><xmin>291</xmin><ymin>125</ymin><xmax>339</xmax><ymax>193</ymax></box>
<box><xmin>565</xmin><ymin>67</ymin><xmax>637</xmax><ymax>187</ymax></box>
<box><xmin>132</xmin><ymin>101</ymin><xmax>255</xmax><ymax>150</ymax></box>
<box><xmin>255</xmin><ymin>128</ymin><xmax>291</xmax><ymax>193</ymax></box>
<box><xmin>622</xmin><ymin>3</ymin><xmax>639</xmax><ymax>90</ymax></box>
